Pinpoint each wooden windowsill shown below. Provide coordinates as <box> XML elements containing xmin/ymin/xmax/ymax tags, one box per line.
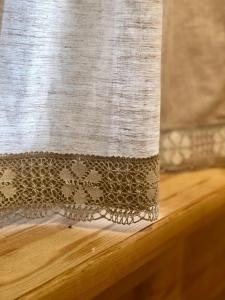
<box><xmin>1</xmin><ymin>168</ymin><xmax>225</xmax><ymax>300</ymax></box>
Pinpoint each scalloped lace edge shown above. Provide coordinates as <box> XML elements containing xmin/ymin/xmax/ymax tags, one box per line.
<box><xmin>0</xmin><ymin>204</ymin><xmax>159</xmax><ymax>226</ymax></box>
<box><xmin>0</xmin><ymin>153</ymin><xmax>159</xmax><ymax>225</ymax></box>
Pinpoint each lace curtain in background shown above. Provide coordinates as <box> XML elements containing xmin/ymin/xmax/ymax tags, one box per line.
<box><xmin>161</xmin><ymin>0</ymin><xmax>225</xmax><ymax>171</ymax></box>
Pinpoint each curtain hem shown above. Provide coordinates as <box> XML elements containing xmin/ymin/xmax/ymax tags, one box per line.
<box><xmin>0</xmin><ymin>152</ymin><xmax>159</xmax><ymax>225</ymax></box>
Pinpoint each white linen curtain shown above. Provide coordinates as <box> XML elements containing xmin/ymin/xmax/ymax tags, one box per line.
<box><xmin>0</xmin><ymin>0</ymin><xmax>162</xmax><ymax>224</ymax></box>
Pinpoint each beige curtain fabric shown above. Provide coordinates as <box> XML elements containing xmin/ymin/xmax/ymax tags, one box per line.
<box><xmin>0</xmin><ymin>0</ymin><xmax>162</xmax><ymax>224</ymax></box>
<box><xmin>161</xmin><ymin>0</ymin><xmax>225</xmax><ymax>171</ymax></box>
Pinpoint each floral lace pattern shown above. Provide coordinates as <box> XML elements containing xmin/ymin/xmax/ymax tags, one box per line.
<box><xmin>0</xmin><ymin>153</ymin><xmax>159</xmax><ymax>225</ymax></box>
<box><xmin>160</xmin><ymin>124</ymin><xmax>225</xmax><ymax>171</ymax></box>
<box><xmin>60</xmin><ymin>161</ymin><xmax>103</xmax><ymax>205</ymax></box>
<box><xmin>0</xmin><ymin>169</ymin><xmax>17</xmax><ymax>203</ymax></box>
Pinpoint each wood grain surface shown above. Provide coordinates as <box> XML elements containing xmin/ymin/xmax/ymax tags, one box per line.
<box><xmin>1</xmin><ymin>168</ymin><xmax>225</xmax><ymax>300</ymax></box>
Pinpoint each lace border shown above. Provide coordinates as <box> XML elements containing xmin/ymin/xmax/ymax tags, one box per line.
<box><xmin>160</xmin><ymin>123</ymin><xmax>225</xmax><ymax>171</ymax></box>
<box><xmin>0</xmin><ymin>152</ymin><xmax>159</xmax><ymax>225</ymax></box>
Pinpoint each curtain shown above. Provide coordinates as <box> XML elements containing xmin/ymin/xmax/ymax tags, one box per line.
<box><xmin>1</xmin><ymin>0</ymin><xmax>225</xmax><ymax>225</ymax></box>
<box><xmin>0</xmin><ymin>0</ymin><xmax>162</xmax><ymax>224</ymax></box>
<box><xmin>161</xmin><ymin>0</ymin><xmax>225</xmax><ymax>171</ymax></box>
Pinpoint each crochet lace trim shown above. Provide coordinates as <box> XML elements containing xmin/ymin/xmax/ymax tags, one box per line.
<box><xmin>160</xmin><ymin>123</ymin><xmax>225</xmax><ymax>171</ymax></box>
<box><xmin>0</xmin><ymin>152</ymin><xmax>159</xmax><ymax>225</ymax></box>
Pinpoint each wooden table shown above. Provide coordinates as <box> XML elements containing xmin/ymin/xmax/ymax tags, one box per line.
<box><xmin>1</xmin><ymin>168</ymin><xmax>225</xmax><ymax>300</ymax></box>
